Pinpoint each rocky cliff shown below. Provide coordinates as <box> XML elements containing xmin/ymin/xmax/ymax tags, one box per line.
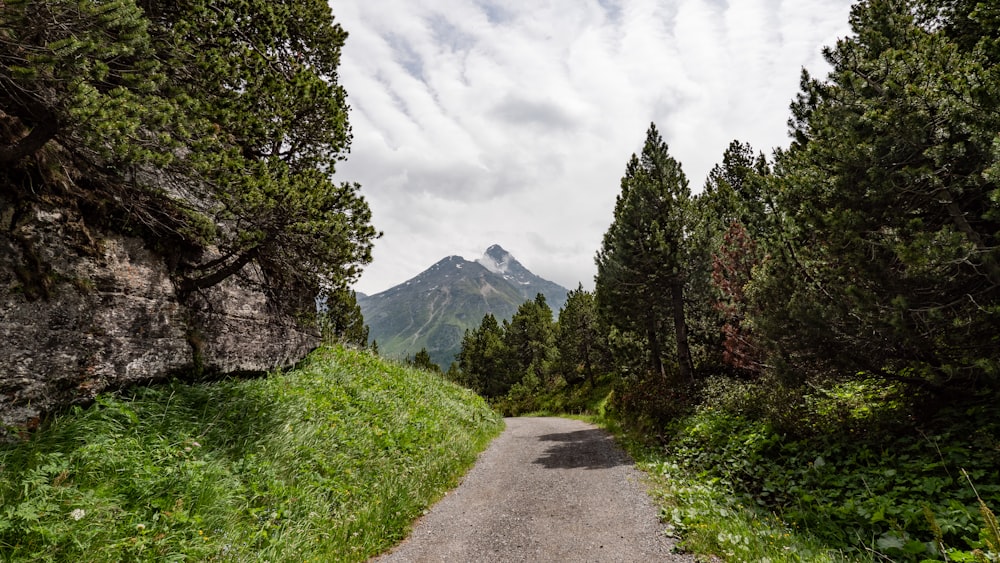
<box><xmin>0</xmin><ymin>195</ymin><xmax>319</xmax><ymax>435</ymax></box>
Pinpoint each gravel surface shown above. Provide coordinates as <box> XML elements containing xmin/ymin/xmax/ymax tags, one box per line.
<box><xmin>373</xmin><ymin>417</ymin><xmax>693</xmax><ymax>562</ymax></box>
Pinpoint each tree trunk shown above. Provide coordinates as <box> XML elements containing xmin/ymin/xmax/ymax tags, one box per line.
<box><xmin>671</xmin><ymin>278</ymin><xmax>694</xmax><ymax>382</ymax></box>
<box><xmin>0</xmin><ymin>120</ymin><xmax>57</xmax><ymax>165</ymax></box>
<box><xmin>646</xmin><ymin>312</ymin><xmax>665</xmax><ymax>381</ymax></box>
<box><xmin>936</xmin><ymin>186</ymin><xmax>1000</xmax><ymax>287</ymax></box>
<box><xmin>178</xmin><ymin>247</ymin><xmax>259</xmax><ymax>292</ymax></box>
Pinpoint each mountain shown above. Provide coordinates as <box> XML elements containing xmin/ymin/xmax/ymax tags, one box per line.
<box><xmin>358</xmin><ymin>245</ymin><xmax>569</xmax><ymax>368</ymax></box>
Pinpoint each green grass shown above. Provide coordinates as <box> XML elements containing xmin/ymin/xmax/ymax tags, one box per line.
<box><xmin>626</xmin><ymin>444</ymin><xmax>866</xmax><ymax>562</ymax></box>
<box><xmin>0</xmin><ymin>345</ymin><xmax>503</xmax><ymax>562</ymax></box>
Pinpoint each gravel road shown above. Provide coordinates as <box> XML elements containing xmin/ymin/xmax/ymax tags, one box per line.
<box><xmin>373</xmin><ymin>417</ymin><xmax>693</xmax><ymax>562</ymax></box>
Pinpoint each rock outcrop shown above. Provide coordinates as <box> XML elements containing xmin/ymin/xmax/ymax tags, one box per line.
<box><xmin>0</xmin><ymin>195</ymin><xmax>319</xmax><ymax>434</ymax></box>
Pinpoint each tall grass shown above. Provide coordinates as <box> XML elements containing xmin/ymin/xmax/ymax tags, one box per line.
<box><xmin>0</xmin><ymin>345</ymin><xmax>503</xmax><ymax>561</ymax></box>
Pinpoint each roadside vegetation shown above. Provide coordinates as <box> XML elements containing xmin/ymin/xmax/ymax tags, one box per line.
<box><xmin>612</xmin><ymin>380</ymin><xmax>1000</xmax><ymax>562</ymax></box>
<box><xmin>0</xmin><ymin>346</ymin><xmax>503</xmax><ymax>562</ymax></box>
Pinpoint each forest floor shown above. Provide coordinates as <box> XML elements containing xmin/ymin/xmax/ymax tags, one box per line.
<box><xmin>373</xmin><ymin>417</ymin><xmax>695</xmax><ymax>562</ymax></box>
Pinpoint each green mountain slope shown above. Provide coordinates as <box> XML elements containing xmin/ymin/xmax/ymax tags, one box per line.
<box><xmin>359</xmin><ymin>246</ymin><xmax>569</xmax><ymax>367</ymax></box>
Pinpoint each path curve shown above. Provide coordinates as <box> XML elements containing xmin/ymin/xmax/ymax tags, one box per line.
<box><xmin>374</xmin><ymin>417</ymin><xmax>693</xmax><ymax>562</ymax></box>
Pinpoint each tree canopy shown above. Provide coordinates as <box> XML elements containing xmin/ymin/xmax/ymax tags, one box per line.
<box><xmin>768</xmin><ymin>0</ymin><xmax>1000</xmax><ymax>388</ymax></box>
<box><xmin>579</xmin><ymin>0</ymin><xmax>1000</xmax><ymax>424</ymax></box>
<box><xmin>1</xmin><ymin>0</ymin><xmax>377</xmax><ymax>309</ymax></box>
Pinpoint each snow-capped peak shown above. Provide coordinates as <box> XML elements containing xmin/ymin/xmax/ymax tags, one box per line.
<box><xmin>477</xmin><ymin>245</ymin><xmax>511</xmax><ymax>274</ymax></box>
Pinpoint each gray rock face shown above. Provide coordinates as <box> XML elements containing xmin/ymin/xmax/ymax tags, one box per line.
<box><xmin>0</xmin><ymin>197</ymin><xmax>318</xmax><ymax>434</ymax></box>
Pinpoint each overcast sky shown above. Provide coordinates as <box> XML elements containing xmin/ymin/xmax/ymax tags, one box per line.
<box><xmin>331</xmin><ymin>0</ymin><xmax>854</xmax><ymax>296</ymax></box>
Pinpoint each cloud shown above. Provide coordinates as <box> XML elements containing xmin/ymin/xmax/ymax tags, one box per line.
<box><xmin>332</xmin><ymin>0</ymin><xmax>853</xmax><ymax>295</ymax></box>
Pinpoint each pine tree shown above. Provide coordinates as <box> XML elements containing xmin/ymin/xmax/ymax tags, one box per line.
<box><xmin>457</xmin><ymin>314</ymin><xmax>507</xmax><ymax>397</ymax></box>
<box><xmin>768</xmin><ymin>0</ymin><xmax>1000</xmax><ymax>389</ymax></box>
<box><xmin>554</xmin><ymin>285</ymin><xmax>610</xmax><ymax>385</ymax></box>
<box><xmin>411</xmin><ymin>348</ymin><xmax>440</xmax><ymax>373</ymax></box>
<box><xmin>595</xmin><ymin>123</ymin><xmax>694</xmax><ymax>382</ymax></box>
<box><xmin>502</xmin><ymin>294</ymin><xmax>556</xmax><ymax>388</ymax></box>
<box><xmin>0</xmin><ymin>0</ymin><xmax>378</xmax><ymax>317</ymax></box>
<box><xmin>319</xmin><ymin>288</ymin><xmax>368</xmax><ymax>347</ymax></box>
<box><xmin>687</xmin><ymin>141</ymin><xmax>772</xmax><ymax>377</ymax></box>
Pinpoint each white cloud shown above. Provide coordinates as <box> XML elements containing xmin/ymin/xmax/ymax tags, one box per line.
<box><xmin>331</xmin><ymin>0</ymin><xmax>853</xmax><ymax>295</ymax></box>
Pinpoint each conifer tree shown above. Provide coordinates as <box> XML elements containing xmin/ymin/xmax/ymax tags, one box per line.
<box><xmin>411</xmin><ymin>348</ymin><xmax>440</xmax><ymax>373</ymax></box>
<box><xmin>319</xmin><ymin>288</ymin><xmax>368</xmax><ymax>347</ymax></box>
<box><xmin>457</xmin><ymin>315</ymin><xmax>507</xmax><ymax>397</ymax></box>
<box><xmin>595</xmin><ymin>123</ymin><xmax>694</xmax><ymax>382</ymax></box>
<box><xmin>767</xmin><ymin>0</ymin><xmax>1000</xmax><ymax>388</ymax></box>
<box><xmin>688</xmin><ymin>141</ymin><xmax>772</xmax><ymax>376</ymax></box>
<box><xmin>555</xmin><ymin>285</ymin><xmax>610</xmax><ymax>385</ymax></box>
<box><xmin>502</xmin><ymin>294</ymin><xmax>556</xmax><ymax>387</ymax></box>
<box><xmin>0</xmin><ymin>0</ymin><xmax>378</xmax><ymax>318</ymax></box>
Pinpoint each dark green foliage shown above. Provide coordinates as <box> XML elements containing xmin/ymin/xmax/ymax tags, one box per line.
<box><xmin>456</xmin><ymin>314</ymin><xmax>507</xmax><ymax>397</ymax></box>
<box><xmin>766</xmin><ymin>0</ymin><xmax>1000</xmax><ymax>389</ymax></box>
<box><xmin>595</xmin><ymin>123</ymin><xmax>694</xmax><ymax>383</ymax></box>
<box><xmin>1</xmin><ymin>0</ymin><xmax>377</xmax><ymax>320</ymax></box>
<box><xmin>0</xmin><ymin>0</ymin><xmax>167</xmax><ymax>166</ymax></box>
<box><xmin>554</xmin><ymin>285</ymin><xmax>611</xmax><ymax>385</ymax></box>
<box><xmin>501</xmin><ymin>294</ymin><xmax>556</xmax><ymax>386</ymax></box>
<box><xmin>453</xmin><ymin>288</ymin><xmax>617</xmax><ymax>416</ymax></box>
<box><xmin>319</xmin><ymin>287</ymin><xmax>369</xmax><ymax>347</ymax></box>
<box><xmin>409</xmin><ymin>348</ymin><xmax>441</xmax><ymax>373</ymax></box>
<box><xmin>455</xmin><ymin>295</ymin><xmax>559</xmax><ymax>400</ymax></box>
<box><xmin>144</xmin><ymin>0</ymin><xmax>377</xmax><ymax>297</ymax></box>
<box><xmin>661</xmin><ymin>377</ymin><xmax>1000</xmax><ymax>561</ymax></box>
<box><xmin>698</xmin><ymin>140</ymin><xmax>774</xmax><ymax>245</ymax></box>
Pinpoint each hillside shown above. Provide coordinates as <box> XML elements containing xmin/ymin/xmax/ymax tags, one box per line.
<box><xmin>359</xmin><ymin>245</ymin><xmax>569</xmax><ymax>367</ymax></box>
<box><xmin>0</xmin><ymin>346</ymin><xmax>503</xmax><ymax>562</ymax></box>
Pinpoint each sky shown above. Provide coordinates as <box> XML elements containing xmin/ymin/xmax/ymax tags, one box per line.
<box><xmin>331</xmin><ymin>0</ymin><xmax>854</xmax><ymax>296</ymax></box>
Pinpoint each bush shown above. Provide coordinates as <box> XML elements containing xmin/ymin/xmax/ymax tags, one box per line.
<box><xmin>655</xmin><ymin>377</ymin><xmax>1000</xmax><ymax>561</ymax></box>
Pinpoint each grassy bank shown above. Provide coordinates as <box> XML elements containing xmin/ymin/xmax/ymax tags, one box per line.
<box><xmin>0</xmin><ymin>345</ymin><xmax>503</xmax><ymax>562</ymax></box>
<box><xmin>598</xmin><ymin>379</ymin><xmax>1000</xmax><ymax>562</ymax></box>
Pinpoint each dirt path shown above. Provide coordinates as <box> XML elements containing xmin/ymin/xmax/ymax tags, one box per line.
<box><xmin>374</xmin><ymin>417</ymin><xmax>693</xmax><ymax>562</ymax></box>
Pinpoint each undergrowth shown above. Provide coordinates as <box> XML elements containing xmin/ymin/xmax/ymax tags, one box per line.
<box><xmin>496</xmin><ymin>372</ymin><xmax>615</xmax><ymax>417</ymax></box>
<box><xmin>604</xmin><ymin>377</ymin><xmax>1000</xmax><ymax>562</ymax></box>
<box><xmin>0</xmin><ymin>345</ymin><xmax>503</xmax><ymax>562</ymax></box>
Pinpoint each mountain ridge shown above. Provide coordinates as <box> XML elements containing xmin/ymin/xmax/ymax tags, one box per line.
<box><xmin>358</xmin><ymin>245</ymin><xmax>569</xmax><ymax>367</ymax></box>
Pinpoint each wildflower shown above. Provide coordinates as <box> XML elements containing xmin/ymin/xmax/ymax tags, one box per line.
<box><xmin>192</xmin><ymin>441</ymin><xmax>201</xmax><ymax>448</ymax></box>
<box><xmin>70</xmin><ymin>508</ymin><xmax>86</xmax><ymax>521</ymax></box>
<box><xmin>136</xmin><ymin>523</ymin><xmax>146</xmax><ymax>531</ymax></box>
